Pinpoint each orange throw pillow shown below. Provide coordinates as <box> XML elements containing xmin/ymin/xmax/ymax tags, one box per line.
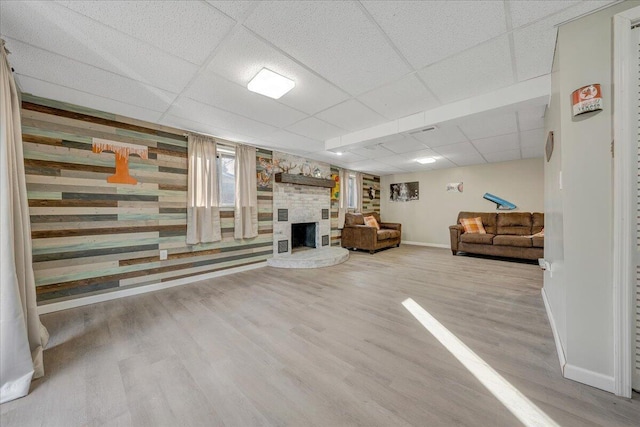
<box><xmin>460</xmin><ymin>217</ymin><xmax>486</xmax><ymax>234</ymax></box>
<box><xmin>364</xmin><ymin>215</ymin><xmax>380</xmax><ymax>230</ymax></box>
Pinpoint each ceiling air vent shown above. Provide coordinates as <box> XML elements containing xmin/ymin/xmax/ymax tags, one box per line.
<box><xmin>408</xmin><ymin>125</ymin><xmax>438</xmax><ymax>135</ymax></box>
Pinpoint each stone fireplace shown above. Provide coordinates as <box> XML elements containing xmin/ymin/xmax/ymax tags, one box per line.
<box><xmin>272</xmin><ymin>153</ymin><xmax>332</xmax><ymax>257</ymax></box>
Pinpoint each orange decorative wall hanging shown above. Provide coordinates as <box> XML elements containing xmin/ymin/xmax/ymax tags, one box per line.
<box><xmin>571</xmin><ymin>83</ymin><xmax>602</xmax><ymax>117</ymax></box>
<box><xmin>331</xmin><ymin>174</ymin><xmax>340</xmax><ymax>200</ymax></box>
<box><xmin>92</xmin><ymin>138</ymin><xmax>148</xmax><ymax>185</ymax></box>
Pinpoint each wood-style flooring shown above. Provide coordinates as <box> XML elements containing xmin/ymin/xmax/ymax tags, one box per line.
<box><xmin>2</xmin><ymin>245</ymin><xmax>639</xmax><ymax>426</ymax></box>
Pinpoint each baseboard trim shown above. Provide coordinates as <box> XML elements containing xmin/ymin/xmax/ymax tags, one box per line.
<box><xmin>564</xmin><ymin>363</ymin><xmax>616</xmax><ymax>393</ymax></box>
<box><xmin>37</xmin><ymin>261</ymin><xmax>268</xmax><ymax>315</ymax></box>
<box><xmin>541</xmin><ymin>287</ymin><xmax>567</xmax><ymax>373</ymax></box>
<box><xmin>403</xmin><ymin>241</ymin><xmax>449</xmax><ymax>249</ymax></box>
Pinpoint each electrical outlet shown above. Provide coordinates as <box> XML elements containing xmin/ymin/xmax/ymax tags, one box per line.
<box><xmin>159</xmin><ymin>250</ymin><xmax>168</xmax><ymax>260</ymax></box>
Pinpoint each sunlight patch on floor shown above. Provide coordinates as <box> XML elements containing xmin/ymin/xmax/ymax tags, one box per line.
<box><xmin>402</xmin><ymin>298</ymin><xmax>559</xmax><ymax>427</ymax></box>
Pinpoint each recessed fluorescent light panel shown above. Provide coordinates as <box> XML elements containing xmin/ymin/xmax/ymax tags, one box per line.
<box><xmin>416</xmin><ymin>157</ymin><xmax>436</xmax><ymax>164</ymax></box>
<box><xmin>247</xmin><ymin>68</ymin><xmax>295</xmax><ymax>99</ymax></box>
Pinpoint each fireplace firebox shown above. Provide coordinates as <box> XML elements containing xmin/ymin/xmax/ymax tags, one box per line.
<box><xmin>291</xmin><ymin>222</ymin><xmax>316</xmax><ymax>251</ymax></box>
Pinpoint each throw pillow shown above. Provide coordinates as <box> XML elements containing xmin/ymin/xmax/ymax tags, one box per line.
<box><xmin>364</xmin><ymin>215</ymin><xmax>380</xmax><ymax>230</ymax></box>
<box><xmin>532</xmin><ymin>228</ymin><xmax>544</xmax><ymax>238</ymax></box>
<box><xmin>460</xmin><ymin>217</ymin><xmax>486</xmax><ymax>234</ymax></box>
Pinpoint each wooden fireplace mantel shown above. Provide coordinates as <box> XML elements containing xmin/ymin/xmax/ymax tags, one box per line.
<box><xmin>274</xmin><ymin>173</ymin><xmax>335</xmax><ymax>188</ymax></box>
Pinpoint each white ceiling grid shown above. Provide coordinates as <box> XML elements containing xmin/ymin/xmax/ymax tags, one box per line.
<box><xmin>0</xmin><ymin>0</ymin><xmax>616</xmax><ymax>175</ymax></box>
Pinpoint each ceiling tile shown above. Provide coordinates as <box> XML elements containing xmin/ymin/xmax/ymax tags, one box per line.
<box><xmin>305</xmin><ymin>150</ymin><xmax>366</xmax><ymax>164</ymax></box>
<box><xmin>243</xmin><ymin>1</ymin><xmax>410</xmax><ymax>95</ymax></box>
<box><xmin>315</xmin><ymin>99</ymin><xmax>386</xmax><ymax>132</ymax></box>
<box><xmin>483</xmin><ymin>149</ymin><xmax>522</xmax><ymax>163</ymax></box>
<box><xmin>428</xmin><ymin>158</ymin><xmax>458</xmax><ymax>170</ymax></box>
<box><xmin>418</xmin><ymin>35</ymin><xmax>515</xmax><ymax>104</ymax></box>
<box><xmin>162</xmin><ymin>114</ymin><xmax>254</xmax><ymax>143</ymax></box>
<box><xmin>520</xmin><ymin>128</ymin><xmax>546</xmax><ymax>148</ymax></box>
<box><xmin>512</xmin><ymin>1</ymin><xmax>615</xmax><ymax>81</ymax></box>
<box><xmin>472</xmin><ymin>133</ymin><xmax>519</xmax><ymax>154</ymax></box>
<box><xmin>286</xmin><ymin>117</ymin><xmax>346</xmax><ymax>141</ymax></box>
<box><xmin>205</xmin><ymin>1</ymin><xmax>257</xmax><ymax>22</ymax></box>
<box><xmin>185</xmin><ymin>72</ymin><xmax>307</xmax><ymax>128</ymax></box>
<box><xmin>410</xmin><ymin>125</ymin><xmax>468</xmax><ymax>148</ymax></box>
<box><xmin>433</xmin><ymin>141</ymin><xmax>479</xmax><ymax>158</ymax></box>
<box><xmin>509</xmin><ymin>1</ymin><xmax>579</xmax><ymax>29</ymax></box>
<box><xmin>167</xmin><ymin>97</ymin><xmax>277</xmax><ymax>138</ymax></box>
<box><xmin>517</xmin><ymin>106</ymin><xmax>546</xmax><ymax>131</ymax></box>
<box><xmin>17</xmin><ymin>75</ymin><xmax>163</xmax><ymax>124</ymax></box>
<box><xmin>260</xmin><ymin>130</ymin><xmax>324</xmax><ymax>153</ymax></box>
<box><xmin>57</xmin><ymin>0</ymin><xmax>234</xmax><ymax>65</ymax></box>
<box><xmin>522</xmin><ymin>145</ymin><xmax>545</xmax><ymax>159</ymax></box>
<box><xmin>449</xmin><ymin>153</ymin><xmax>487</xmax><ymax>167</ymax></box>
<box><xmin>344</xmin><ymin>159</ymin><xmax>401</xmax><ymax>175</ymax></box>
<box><xmin>1</xmin><ymin>2</ymin><xmax>198</xmax><ymax>93</ymax></box>
<box><xmin>357</xmin><ymin>74</ymin><xmax>440</xmax><ymax>120</ymax></box>
<box><xmin>458</xmin><ymin>111</ymin><xmax>518</xmax><ymax>140</ymax></box>
<box><xmin>512</xmin><ymin>22</ymin><xmax>557</xmax><ymax>81</ymax></box>
<box><xmin>350</xmin><ymin>145</ymin><xmax>395</xmax><ymax>160</ymax></box>
<box><xmin>363</xmin><ymin>1</ymin><xmax>506</xmax><ymax>69</ymax></box>
<box><xmin>381</xmin><ymin>136</ymin><xmax>429</xmax><ymax>154</ymax></box>
<box><xmin>207</xmin><ymin>27</ymin><xmax>349</xmax><ymax>115</ymax></box>
<box><xmin>6</xmin><ymin>38</ymin><xmax>177</xmax><ymax>111</ymax></box>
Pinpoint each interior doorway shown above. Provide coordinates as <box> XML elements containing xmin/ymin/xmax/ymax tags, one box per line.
<box><xmin>613</xmin><ymin>6</ymin><xmax>640</xmax><ymax>398</ymax></box>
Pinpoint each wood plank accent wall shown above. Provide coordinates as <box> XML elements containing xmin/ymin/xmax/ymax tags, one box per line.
<box><xmin>361</xmin><ymin>173</ymin><xmax>381</xmax><ymax>213</ymax></box>
<box><xmin>21</xmin><ymin>94</ymin><xmax>273</xmax><ymax>304</ymax></box>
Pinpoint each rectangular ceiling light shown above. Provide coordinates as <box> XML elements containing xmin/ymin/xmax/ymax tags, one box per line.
<box><xmin>247</xmin><ymin>68</ymin><xmax>295</xmax><ymax>99</ymax></box>
<box><xmin>416</xmin><ymin>157</ymin><xmax>436</xmax><ymax>164</ymax></box>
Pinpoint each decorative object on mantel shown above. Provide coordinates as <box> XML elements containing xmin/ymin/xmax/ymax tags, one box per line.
<box><xmin>571</xmin><ymin>83</ymin><xmax>602</xmax><ymax>117</ymax></box>
<box><xmin>390</xmin><ymin>181</ymin><xmax>419</xmax><ymax>202</ymax></box>
<box><xmin>545</xmin><ymin>131</ymin><xmax>554</xmax><ymax>162</ymax></box>
<box><xmin>275</xmin><ymin>173</ymin><xmax>335</xmax><ymax>188</ymax></box>
<box><xmin>483</xmin><ymin>193</ymin><xmax>516</xmax><ymax>210</ymax></box>
<box><xmin>447</xmin><ymin>182</ymin><xmax>463</xmax><ymax>193</ymax></box>
<box><xmin>92</xmin><ymin>138</ymin><xmax>148</xmax><ymax>185</ymax></box>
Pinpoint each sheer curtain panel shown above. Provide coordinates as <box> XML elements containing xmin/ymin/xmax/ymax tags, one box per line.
<box><xmin>186</xmin><ymin>133</ymin><xmax>221</xmax><ymax>245</ymax></box>
<box><xmin>0</xmin><ymin>39</ymin><xmax>49</xmax><ymax>404</ymax></box>
<box><xmin>337</xmin><ymin>168</ymin><xmax>349</xmax><ymax>229</ymax></box>
<box><xmin>234</xmin><ymin>145</ymin><xmax>258</xmax><ymax>239</ymax></box>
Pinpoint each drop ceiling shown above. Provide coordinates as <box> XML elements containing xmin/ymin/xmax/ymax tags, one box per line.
<box><xmin>0</xmin><ymin>0</ymin><xmax>616</xmax><ymax>175</ymax></box>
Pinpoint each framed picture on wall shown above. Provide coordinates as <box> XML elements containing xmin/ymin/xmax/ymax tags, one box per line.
<box><xmin>390</xmin><ymin>181</ymin><xmax>419</xmax><ymax>202</ymax></box>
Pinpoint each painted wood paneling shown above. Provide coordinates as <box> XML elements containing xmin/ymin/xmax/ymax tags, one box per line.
<box><xmin>21</xmin><ymin>94</ymin><xmax>273</xmax><ymax>304</ymax></box>
<box><xmin>362</xmin><ymin>173</ymin><xmax>381</xmax><ymax>214</ymax></box>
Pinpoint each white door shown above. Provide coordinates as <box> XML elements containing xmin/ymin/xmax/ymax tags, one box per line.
<box><xmin>634</xmin><ymin>24</ymin><xmax>640</xmax><ymax>393</ymax></box>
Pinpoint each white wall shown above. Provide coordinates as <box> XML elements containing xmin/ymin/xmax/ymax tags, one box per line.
<box><xmin>543</xmin><ymin>1</ymin><xmax>637</xmax><ymax>392</ymax></box>
<box><xmin>380</xmin><ymin>158</ymin><xmax>544</xmax><ymax>246</ymax></box>
<box><xmin>543</xmin><ymin>44</ymin><xmax>567</xmax><ymax>356</ymax></box>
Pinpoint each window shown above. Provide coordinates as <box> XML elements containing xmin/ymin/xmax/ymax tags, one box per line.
<box><xmin>347</xmin><ymin>174</ymin><xmax>357</xmax><ymax>209</ymax></box>
<box><xmin>217</xmin><ymin>146</ymin><xmax>235</xmax><ymax>207</ymax></box>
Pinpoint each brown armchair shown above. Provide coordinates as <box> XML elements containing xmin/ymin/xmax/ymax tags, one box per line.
<box><xmin>341</xmin><ymin>212</ymin><xmax>401</xmax><ymax>254</ymax></box>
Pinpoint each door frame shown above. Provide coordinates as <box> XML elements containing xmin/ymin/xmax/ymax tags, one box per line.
<box><xmin>612</xmin><ymin>5</ymin><xmax>640</xmax><ymax>398</ymax></box>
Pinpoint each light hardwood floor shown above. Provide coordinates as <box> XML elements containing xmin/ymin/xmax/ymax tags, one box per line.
<box><xmin>2</xmin><ymin>245</ymin><xmax>639</xmax><ymax>426</ymax></box>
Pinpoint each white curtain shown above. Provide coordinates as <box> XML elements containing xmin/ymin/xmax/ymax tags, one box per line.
<box><xmin>0</xmin><ymin>39</ymin><xmax>49</xmax><ymax>404</ymax></box>
<box><xmin>186</xmin><ymin>133</ymin><xmax>221</xmax><ymax>245</ymax></box>
<box><xmin>337</xmin><ymin>168</ymin><xmax>349</xmax><ymax>229</ymax></box>
<box><xmin>234</xmin><ymin>145</ymin><xmax>258</xmax><ymax>239</ymax></box>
